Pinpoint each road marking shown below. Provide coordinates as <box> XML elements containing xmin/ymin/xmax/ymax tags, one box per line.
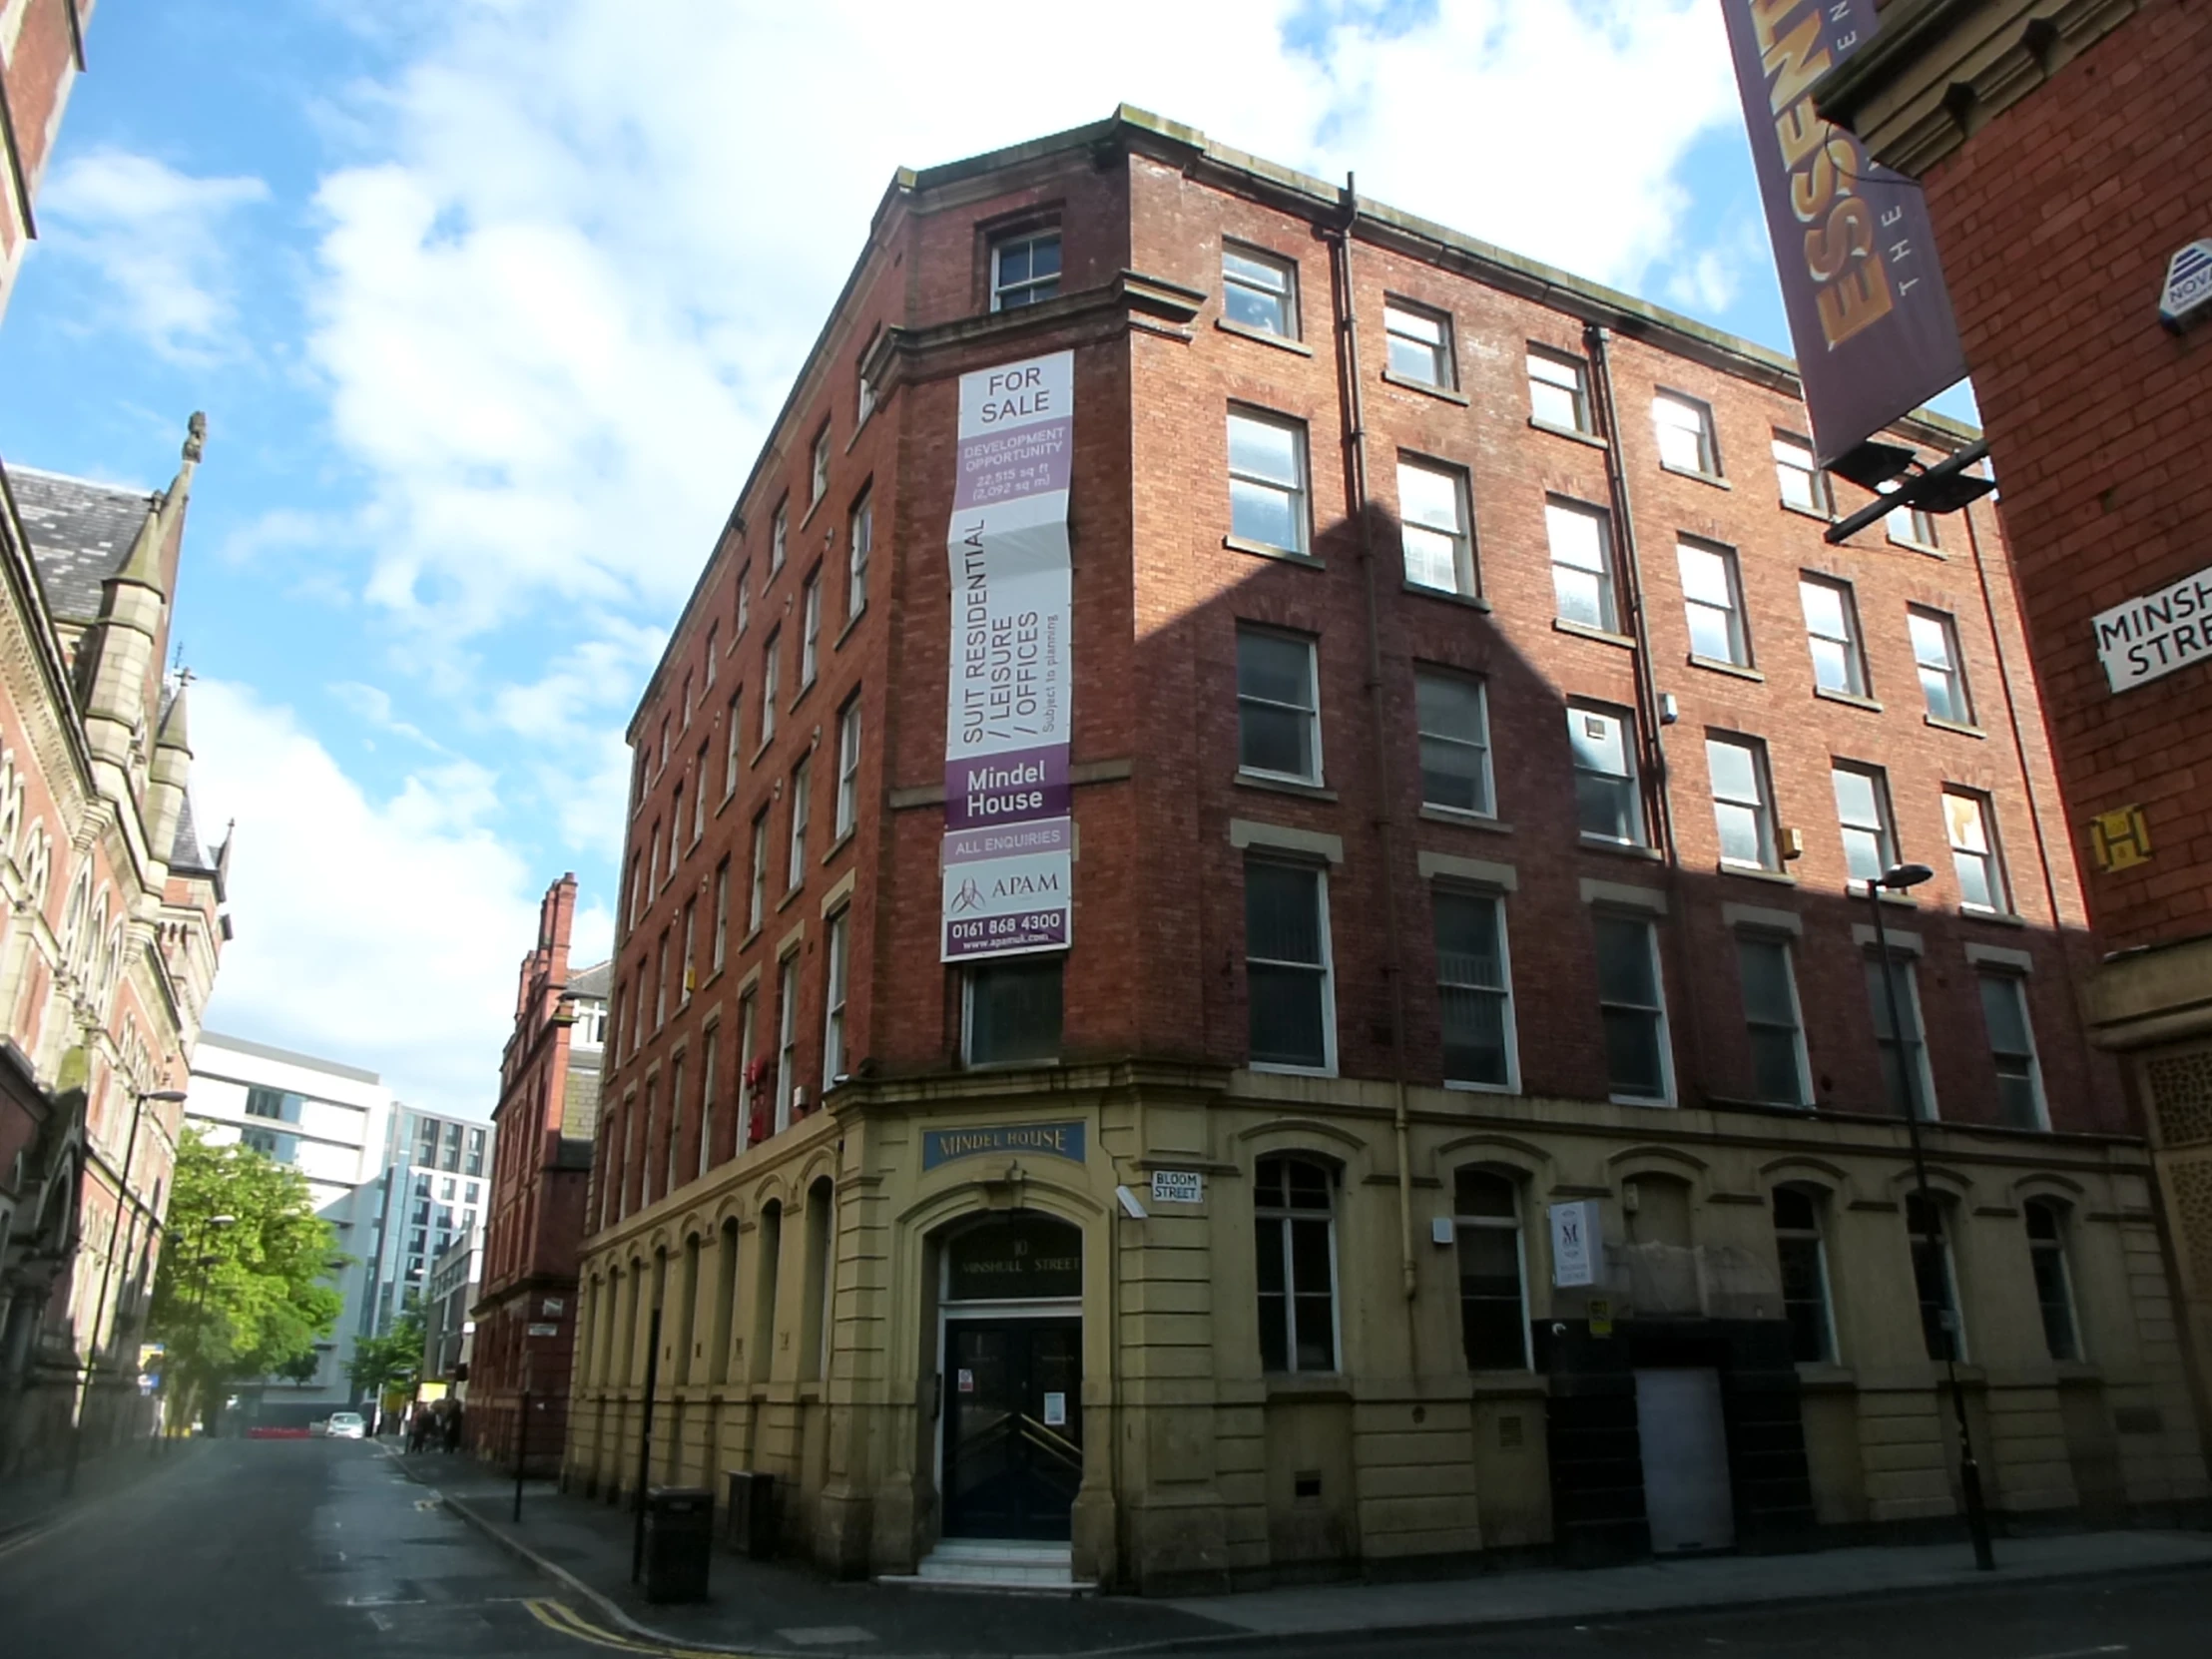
<box><xmin>779</xmin><ymin>1628</ymin><xmax>876</xmax><ymax>1646</ymax></box>
<box><xmin>2014</xmin><ymin>1648</ymin><xmax>2127</xmax><ymax>1659</ymax></box>
<box><xmin>524</xmin><ymin>1598</ymin><xmax>749</xmax><ymax>1658</ymax></box>
<box><xmin>0</xmin><ymin>1508</ymin><xmax>86</xmax><ymax>1564</ymax></box>
<box><xmin>414</xmin><ymin>1498</ymin><xmax>441</xmax><ymax>1511</ymax></box>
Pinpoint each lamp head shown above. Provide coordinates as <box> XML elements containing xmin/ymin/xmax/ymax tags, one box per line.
<box><xmin>1880</xmin><ymin>862</ymin><xmax>1936</xmax><ymax>890</ymax></box>
<box><xmin>143</xmin><ymin>1089</ymin><xmax>190</xmax><ymax>1104</ymax></box>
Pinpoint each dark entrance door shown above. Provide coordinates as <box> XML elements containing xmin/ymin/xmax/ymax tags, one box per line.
<box><xmin>941</xmin><ymin>1319</ymin><xmax>1082</xmax><ymax>1539</ymax></box>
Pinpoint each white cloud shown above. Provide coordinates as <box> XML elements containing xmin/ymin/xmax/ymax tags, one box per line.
<box><xmin>190</xmin><ymin>678</ymin><xmax>541</xmax><ymax>1115</ymax></box>
<box><xmin>305</xmin><ymin>0</ymin><xmax>1739</xmax><ymax>640</ymax></box>
<box><xmin>41</xmin><ymin>151</ymin><xmax>270</xmax><ymax>361</ymax></box>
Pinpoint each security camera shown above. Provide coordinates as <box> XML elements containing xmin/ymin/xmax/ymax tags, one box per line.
<box><xmin>1114</xmin><ymin>1185</ymin><xmax>1149</xmax><ymax>1220</ymax></box>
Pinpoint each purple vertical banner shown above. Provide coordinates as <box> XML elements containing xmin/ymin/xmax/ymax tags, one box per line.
<box><xmin>1721</xmin><ymin>0</ymin><xmax>1966</xmax><ymax>466</ymax></box>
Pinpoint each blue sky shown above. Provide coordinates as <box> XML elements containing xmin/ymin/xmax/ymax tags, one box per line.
<box><xmin>0</xmin><ymin>0</ymin><xmax>1965</xmax><ymax>1113</ymax></box>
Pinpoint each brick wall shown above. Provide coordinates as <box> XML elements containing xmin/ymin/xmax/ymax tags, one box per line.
<box><xmin>591</xmin><ymin>117</ymin><xmax>2127</xmax><ymax>1228</ymax></box>
<box><xmin>0</xmin><ymin>0</ymin><xmax>96</xmax><ymax>324</ymax></box>
<box><xmin>1914</xmin><ymin>0</ymin><xmax>2212</xmax><ymax>952</ymax></box>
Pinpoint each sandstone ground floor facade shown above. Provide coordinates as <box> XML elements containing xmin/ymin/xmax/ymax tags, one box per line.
<box><xmin>563</xmin><ymin>1064</ymin><xmax>2208</xmax><ymax>1591</ymax></box>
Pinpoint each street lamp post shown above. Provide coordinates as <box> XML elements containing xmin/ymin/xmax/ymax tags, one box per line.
<box><xmin>66</xmin><ymin>1086</ymin><xmax>190</xmax><ymax>1493</ymax></box>
<box><xmin>1864</xmin><ymin>863</ymin><xmax>1996</xmax><ymax>1571</ymax></box>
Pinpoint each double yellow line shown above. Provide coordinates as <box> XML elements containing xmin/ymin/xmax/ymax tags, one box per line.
<box><xmin>523</xmin><ymin>1597</ymin><xmax>750</xmax><ymax>1659</ymax></box>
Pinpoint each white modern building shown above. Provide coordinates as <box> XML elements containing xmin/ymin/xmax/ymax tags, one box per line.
<box><xmin>356</xmin><ymin>1106</ymin><xmax>493</xmax><ymax>1338</ymax></box>
<box><xmin>183</xmin><ymin>1033</ymin><xmax>394</xmax><ymax>1421</ymax></box>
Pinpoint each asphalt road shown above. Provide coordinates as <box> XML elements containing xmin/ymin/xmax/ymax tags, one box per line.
<box><xmin>1</xmin><ymin>1437</ymin><xmax>2205</xmax><ymax>1659</ymax></box>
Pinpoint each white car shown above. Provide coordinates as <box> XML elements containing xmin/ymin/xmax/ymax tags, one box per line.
<box><xmin>325</xmin><ymin>1411</ymin><xmax>366</xmax><ymax>1440</ymax></box>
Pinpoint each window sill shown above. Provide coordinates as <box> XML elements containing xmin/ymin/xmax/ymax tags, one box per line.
<box><xmin>1224</xmin><ymin>534</ymin><xmax>1323</xmax><ymax>569</ymax></box>
<box><xmin>1814</xmin><ymin>687</ymin><xmax>1883</xmax><ymax>714</ymax></box>
<box><xmin>1688</xmin><ymin>654</ymin><xmax>1764</xmax><ymax>682</ymax></box>
<box><xmin>1795</xmin><ymin>1362</ymin><xmax>1858</xmax><ymax>1390</ymax></box>
<box><xmin>1250</xmin><ymin>1061</ymin><xmax>1339</xmax><ymax>1080</ymax></box>
<box><xmin>1445</xmin><ymin>1078</ymin><xmax>1519</xmax><ymax>1095</ymax></box>
<box><xmin>700</xmin><ymin>965</ymin><xmax>725</xmax><ymax>992</ymax></box>
<box><xmin>1661</xmin><ymin>463</ymin><xmax>1731</xmax><ymax>491</ymax></box>
<box><xmin>1419</xmin><ymin>806</ymin><xmax>1511</xmax><ymax>833</ymax></box>
<box><xmin>798</xmin><ymin>491</ymin><xmax>826</xmax><ymax>535</ymax></box>
<box><xmin>1580</xmin><ymin>836</ymin><xmax>1662</xmax><ymax>860</ymax></box>
<box><xmin>720</xmin><ymin>784</ymin><xmax>738</xmax><ymax>815</ymax></box>
<box><xmin>1781</xmin><ymin>499</ymin><xmax>1837</xmax><ymax>526</ymax></box>
<box><xmin>777</xmin><ymin>884</ymin><xmax>804</xmax><ymax>913</ymax></box>
<box><xmin>1887</xmin><ymin>534</ymin><xmax>1944</xmax><ymax>558</ymax></box>
<box><xmin>1925</xmin><ymin>714</ymin><xmax>1985</xmax><ymax>740</ymax></box>
<box><xmin>1719</xmin><ymin>861</ymin><xmax>1797</xmax><ymax>885</ymax></box>
<box><xmin>1235</xmin><ymin>773</ymin><xmax>1338</xmax><ymax>803</ymax></box>
<box><xmin>791</xmin><ymin>677</ymin><xmax>818</xmax><ymax>715</ymax></box>
<box><xmin>1263</xmin><ymin>1374</ymin><xmax>1353</xmax><ymax>1399</ymax></box>
<box><xmin>742</xmin><ymin>925</ymin><xmax>764</xmax><ymax>951</ymax></box>
<box><xmin>1610</xmin><ymin>1092</ymin><xmax>1677</xmax><ymax>1109</ymax></box>
<box><xmin>821</xmin><ymin>827</ymin><xmax>856</xmax><ymax>865</ymax></box>
<box><xmin>1381</xmin><ymin>369</ymin><xmax>1468</xmax><ymax>406</ymax></box>
<box><xmin>1403</xmin><ymin>581</ymin><xmax>1491</xmax><ymax>611</ymax></box>
<box><xmin>1529</xmin><ymin>417</ymin><xmax>1606</xmax><ymax>449</ymax></box>
<box><xmin>1216</xmin><ymin>317</ymin><xmax>1313</xmax><ymax>356</ymax></box>
<box><xmin>1961</xmin><ymin>907</ymin><xmax>2029</xmax><ymax>928</ymax></box>
<box><xmin>834</xmin><ymin>607</ymin><xmax>866</xmax><ymax>651</ymax></box>
<box><xmin>1553</xmin><ymin>618</ymin><xmax>1636</xmax><ymax>650</ymax></box>
<box><xmin>752</xmin><ymin>735</ymin><xmax>778</xmax><ymax>768</ymax></box>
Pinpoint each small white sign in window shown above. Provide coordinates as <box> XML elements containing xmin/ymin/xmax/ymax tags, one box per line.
<box><xmin>1042</xmin><ymin>1391</ymin><xmax>1068</xmax><ymax>1427</ymax></box>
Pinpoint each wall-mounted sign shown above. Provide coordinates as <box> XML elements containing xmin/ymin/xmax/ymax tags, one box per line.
<box><xmin>2159</xmin><ymin>240</ymin><xmax>2212</xmax><ymax>332</ymax></box>
<box><xmin>541</xmin><ymin>1297</ymin><xmax>565</xmax><ymax>1317</ymax></box>
<box><xmin>1149</xmin><ymin>1170</ymin><xmax>1204</xmax><ymax>1205</ymax></box>
<box><xmin>941</xmin><ymin>350</ymin><xmax>1075</xmax><ymax>962</ymax></box>
<box><xmin>1550</xmin><ymin>1200</ymin><xmax>1601</xmax><ymax>1289</ymax></box>
<box><xmin>2089</xmin><ymin>805</ymin><xmax>2154</xmax><ymax>873</ymax></box>
<box><xmin>527</xmin><ymin>1323</ymin><xmax>559</xmax><ymax>1338</ymax></box>
<box><xmin>1720</xmin><ymin>0</ymin><xmax>1966</xmax><ymax>465</ymax></box>
<box><xmin>1042</xmin><ymin>1391</ymin><xmax>1068</xmax><ymax>1427</ymax></box>
<box><xmin>2093</xmin><ymin>561</ymin><xmax>2212</xmax><ymax>692</ymax></box>
<box><xmin>921</xmin><ymin>1120</ymin><xmax>1086</xmax><ymax>1171</ymax></box>
<box><xmin>1587</xmin><ymin>1297</ymin><xmax>1614</xmax><ymax>1339</ymax></box>
<box><xmin>946</xmin><ymin>1212</ymin><xmax>1084</xmax><ymax>1302</ymax></box>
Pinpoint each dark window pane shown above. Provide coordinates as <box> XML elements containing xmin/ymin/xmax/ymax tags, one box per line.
<box><xmin>1594</xmin><ymin>917</ymin><xmax>1656</xmax><ymax>1004</ymax></box>
<box><xmin>1286</xmin><ymin>1161</ymin><xmax>1332</xmax><ymax>1211</ymax></box>
<box><xmin>1257</xmin><ymin>1290</ymin><xmax>1289</xmax><ymax>1373</ymax></box>
<box><xmin>1773</xmin><ymin>1186</ymin><xmax>1817</xmax><ymax>1233</ymax></box>
<box><xmin>1239</xmin><ymin>703</ymin><xmax>1311</xmax><ymax>776</ymax></box>
<box><xmin>1247</xmin><ymin>863</ymin><xmax>1322</xmax><ymax>964</ymax></box>
<box><xmin>1750</xmin><ymin>1029</ymin><xmax>1805</xmax><ymax>1105</ymax></box>
<box><xmin>1255</xmin><ymin>1217</ymin><xmax>1286</xmax><ymax>1295</ymax></box>
<box><xmin>1602</xmin><ymin>1008</ymin><xmax>1665</xmax><ymax>1097</ymax></box>
<box><xmin>1455</xmin><ymin>1170</ymin><xmax>1516</xmax><ymax>1220</ymax></box>
<box><xmin>967</xmin><ymin>959</ymin><xmax>1063</xmax><ymax>1064</ymax></box>
<box><xmin>1294</xmin><ymin>1293</ymin><xmax>1336</xmax><ymax>1370</ymax></box>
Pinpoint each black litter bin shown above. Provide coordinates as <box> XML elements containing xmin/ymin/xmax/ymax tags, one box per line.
<box><xmin>642</xmin><ymin>1486</ymin><xmax>715</xmax><ymax>1603</ymax></box>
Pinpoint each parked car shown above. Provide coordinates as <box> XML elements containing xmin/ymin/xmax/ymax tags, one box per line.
<box><xmin>325</xmin><ymin>1411</ymin><xmax>366</xmax><ymax>1440</ymax></box>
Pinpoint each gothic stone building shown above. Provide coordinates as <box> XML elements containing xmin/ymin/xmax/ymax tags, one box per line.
<box><xmin>564</xmin><ymin>110</ymin><xmax>2205</xmax><ymax>1590</ymax></box>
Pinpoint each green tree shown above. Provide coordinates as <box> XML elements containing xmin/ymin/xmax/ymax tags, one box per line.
<box><xmin>344</xmin><ymin>1305</ymin><xmax>426</xmax><ymax>1407</ymax></box>
<box><xmin>149</xmin><ymin>1127</ymin><xmax>346</xmax><ymax>1429</ymax></box>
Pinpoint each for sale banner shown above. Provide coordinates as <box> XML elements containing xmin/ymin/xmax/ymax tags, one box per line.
<box><xmin>942</xmin><ymin>351</ymin><xmax>1074</xmax><ymax>961</ymax></box>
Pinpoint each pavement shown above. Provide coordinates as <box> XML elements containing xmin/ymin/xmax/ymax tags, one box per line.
<box><xmin>392</xmin><ymin>1438</ymin><xmax>2212</xmax><ymax>1658</ymax></box>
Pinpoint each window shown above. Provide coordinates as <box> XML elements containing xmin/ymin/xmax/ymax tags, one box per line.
<box><xmin>761</xmin><ymin>632</ymin><xmax>780</xmax><ymax>741</ymax></box>
<box><xmin>735</xmin><ymin>992</ymin><xmax>757</xmax><ymax>1151</ymax></box>
<box><xmin>1455</xmin><ymin>1170</ymin><xmax>1530</xmax><ymax>1370</ymax></box>
<box><xmin>1799</xmin><ymin>576</ymin><xmax>1869</xmax><ymax>696</ymax></box>
<box><xmin>1415</xmin><ymin>670</ymin><xmax>1491</xmax><ymax>816</ymax></box>
<box><xmin>787</xmin><ymin>759</ymin><xmax>811</xmax><ymax>889</ymax></box>
<box><xmin>1594</xmin><ymin>913</ymin><xmax>1670</xmax><ymax>1103</ymax></box>
<box><xmin>1547</xmin><ymin>498</ymin><xmax>1616</xmax><ymax>631</ymax></box>
<box><xmin>668</xmin><ymin>801</ymin><xmax>683</xmax><ymax>871</ymax></box>
<box><xmin>1866</xmin><ymin>952</ymin><xmax>1936</xmax><ymax>1118</ymax></box>
<box><xmin>1978</xmin><ymin>973</ymin><xmax>2045</xmax><ymax>1129</ymax></box>
<box><xmin>771</xmin><ymin>501</ymin><xmax>788</xmax><ymax>573</ymax></box>
<box><xmin>698</xmin><ymin>1027</ymin><xmax>718</xmax><ymax>1180</ymax></box>
<box><xmin>847</xmin><ymin>490</ymin><xmax>871</xmax><ymax>621</ymax></box>
<box><xmin>1943</xmin><ymin>789</ymin><xmax>2005</xmax><ymax>911</ymax></box>
<box><xmin>1678</xmin><ymin>540</ymin><xmax>1748</xmax><ymax>666</ymax></box>
<box><xmin>1527</xmin><ymin>349</ymin><xmax>1590</xmax><ymax>434</ymax></box>
<box><xmin>1397</xmin><ymin>457</ymin><xmax>1475</xmax><ymax>595</ymax></box>
<box><xmin>1910</xmin><ymin>608</ymin><xmax>1971</xmax><ymax>725</ymax></box>
<box><xmin>1236</xmin><ymin>627</ymin><xmax>1321</xmax><ymax>784</ymax></box>
<box><xmin>724</xmin><ymin>691</ymin><xmax>743</xmax><ymax>796</ymax></box>
<box><xmin>712</xmin><ymin>860</ymin><xmax>730</xmax><ymax>973</ymax></box>
<box><xmin>1434</xmin><ymin>887</ymin><xmax>1513</xmax><ymax>1089</ymax></box>
<box><xmin>855</xmin><ymin>335</ymin><xmax>876</xmax><ymax>425</ymax></box>
<box><xmin>628</xmin><ymin>853</ymin><xmax>644</xmax><ymax>924</ymax></box>
<box><xmin>659</xmin><ymin>719</ymin><xmax>671</xmax><ymax>771</ymax></box>
<box><xmin>1906</xmin><ymin>1194</ymin><xmax>1964</xmax><ymax>1361</ymax></box>
<box><xmin>990</xmin><ymin>228</ymin><xmax>1060</xmax><ymax>309</ymax></box>
<box><xmin>1736</xmin><ymin>935</ymin><xmax>1809</xmax><ymax>1105</ymax></box>
<box><xmin>1887</xmin><ymin>496</ymin><xmax>1937</xmax><ymax>549</ymax></box>
<box><xmin>682</xmin><ymin>673</ymin><xmax>695</xmax><ymax>731</ymax></box>
<box><xmin>692</xmin><ymin>747</ymin><xmax>708</xmax><ymax>841</ymax></box>
<box><xmin>1246</xmin><ymin>859</ymin><xmax>1334</xmax><ymax>1072</ymax></box>
<box><xmin>1773</xmin><ymin>433</ymin><xmax>1832</xmax><ymax>515</ymax></box>
<box><xmin>1772</xmin><ymin>1187</ymin><xmax>1836</xmax><ymax>1362</ymax></box>
<box><xmin>1706</xmin><ymin>734</ymin><xmax>1776</xmax><ymax>868</ymax></box>
<box><xmin>1222</xmin><ymin>244</ymin><xmax>1297</xmax><ymax>336</ymax></box>
<box><xmin>1254</xmin><ymin>1155</ymin><xmax>1338</xmax><ymax>1373</ymax></box>
<box><xmin>681</xmin><ymin>900</ymin><xmax>697</xmax><ymax>1003</ymax></box>
<box><xmin>775</xmin><ymin>954</ymin><xmax>800</xmax><ymax>1133</ymax></box>
<box><xmin>655</xmin><ymin>931</ymin><xmax>671</xmax><ymax>1027</ymax></box>
<box><xmin>964</xmin><ymin>957</ymin><xmax>1063</xmax><ymax>1066</ymax></box>
<box><xmin>1226</xmin><ymin>408</ymin><xmax>1309</xmax><ymax>555</ymax></box>
<box><xmin>665</xmin><ymin>1057</ymin><xmax>685</xmax><ymax>1194</ymax></box>
<box><xmin>647</xmin><ymin>823</ymin><xmax>661</xmax><ymax>896</ymax></box>
<box><xmin>736</xmin><ymin>562</ymin><xmax>752</xmax><ymax>635</ymax></box>
<box><xmin>2024</xmin><ymin>1201</ymin><xmax>2079</xmax><ymax>1361</ymax></box>
<box><xmin>810</xmin><ymin>424</ymin><xmax>830</xmax><ymax>505</ymax></box>
<box><xmin>1570</xmin><ymin>704</ymin><xmax>1642</xmax><ymax>844</ymax></box>
<box><xmin>245</xmin><ymin>1087</ymin><xmax>300</xmax><ymax>1123</ymax></box>
<box><xmin>800</xmin><ymin>572</ymin><xmax>821</xmax><ymax>688</ymax></box>
<box><xmin>834</xmin><ymin>695</ymin><xmax>861</xmax><ymax>838</ymax></box>
<box><xmin>1653</xmin><ymin>391</ymin><xmax>1718</xmax><ymax>475</ymax></box>
<box><xmin>748</xmin><ymin>810</ymin><xmax>769</xmax><ymax>933</ymax></box>
<box><xmin>823</xmin><ymin>909</ymin><xmax>849</xmax><ymax>1088</ymax></box>
<box><xmin>1832</xmin><ymin>764</ymin><xmax>1896</xmax><ymax>886</ymax></box>
<box><xmin>1383</xmin><ymin>300</ymin><xmax>1451</xmax><ymax>387</ymax></box>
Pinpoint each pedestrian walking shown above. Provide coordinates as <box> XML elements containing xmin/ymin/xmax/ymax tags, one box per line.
<box><xmin>444</xmin><ymin>1401</ymin><xmax>464</xmax><ymax>1454</ymax></box>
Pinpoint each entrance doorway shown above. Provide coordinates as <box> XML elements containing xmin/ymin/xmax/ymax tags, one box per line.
<box><xmin>936</xmin><ymin>1212</ymin><xmax>1083</xmax><ymax>1542</ymax></box>
<box><xmin>1634</xmin><ymin>1367</ymin><xmax>1735</xmax><ymax>1554</ymax></box>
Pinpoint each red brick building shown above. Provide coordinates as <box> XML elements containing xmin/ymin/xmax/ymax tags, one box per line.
<box><xmin>0</xmin><ymin>0</ymin><xmax>96</xmax><ymax>326</ymax></box>
<box><xmin>470</xmin><ymin>874</ymin><xmax>605</xmax><ymax>1472</ymax></box>
<box><xmin>1816</xmin><ymin>0</ymin><xmax>2212</xmax><ymax>1433</ymax></box>
<box><xmin>566</xmin><ymin>110</ymin><xmax>2202</xmax><ymax>1588</ymax></box>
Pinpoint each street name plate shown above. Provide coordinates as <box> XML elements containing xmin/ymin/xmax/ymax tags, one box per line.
<box><xmin>1150</xmin><ymin>1170</ymin><xmax>1204</xmax><ymax>1204</ymax></box>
